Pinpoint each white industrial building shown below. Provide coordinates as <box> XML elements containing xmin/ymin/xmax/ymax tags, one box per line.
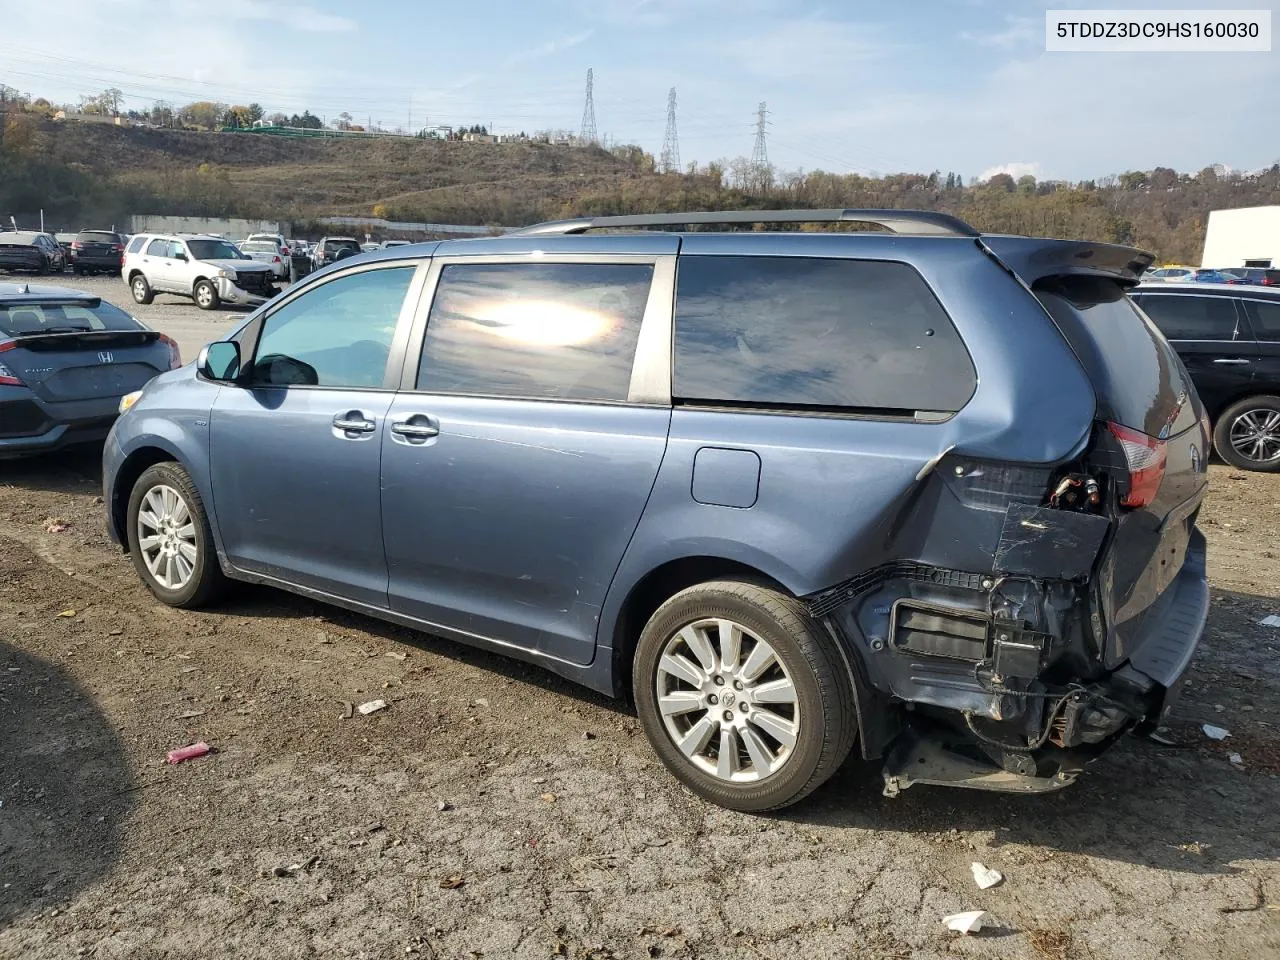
<box><xmin>1201</xmin><ymin>206</ymin><xmax>1280</xmax><ymax>268</ymax></box>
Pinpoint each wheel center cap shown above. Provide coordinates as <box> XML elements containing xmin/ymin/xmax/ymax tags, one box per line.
<box><xmin>720</xmin><ymin>690</ymin><xmax>736</xmax><ymax>708</ymax></box>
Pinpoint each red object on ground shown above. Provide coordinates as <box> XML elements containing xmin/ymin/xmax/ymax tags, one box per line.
<box><xmin>166</xmin><ymin>742</ymin><xmax>211</xmax><ymax>764</ymax></box>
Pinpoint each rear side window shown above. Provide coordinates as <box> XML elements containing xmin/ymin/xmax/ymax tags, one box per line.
<box><xmin>128</xmin><ymin>236</ymin><xmax>146</xmax><ymax>254</ymax></box>
<box><xmin>0</xmin><ymin>301</ymin><xmax>142</xmax><ymax>336</ymax></box>
<box><xmin>1037</xmin><ymin>278</ymin><xmax>1198</xmax><ymax>438</ymax></box>
<box><xmin>1135</xmin><ymin>294</ymin><xmax>1239</xmax><ymax>340</ymax></box>
<box><xmin>1242</xmin><ymin>299</ymin><xmax>1280</xmax><ymax>341</ymax></box>
<box><xmin>672</xmin><ymin>256</ymin><xmax>974</xmax><ymax>414</ymax></box>
<box><xmin>417</xmin><ymin>262</ymin><xmax>653</xmax><ymax>402</ymax></box>
<box><xmin>145</xmin><ymin>239</ymin><xmax>168</xmax><ymax>257</ymax></box>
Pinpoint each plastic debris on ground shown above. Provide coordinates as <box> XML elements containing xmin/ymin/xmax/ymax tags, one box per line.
<box><xmin>44</xmin><ymin>520</ymin><xmax>68</xmax><ymax>533</ymax></box>
<box><xmin>166</xmin><ymin>741</ymin><xmax>211</xmax><ymax>764</ymax></box>
<box><xmin>1202</xmin><ymin>724</ymin><xmax>1231</xmax><ymax>740</ymax></box>
<box><xmin>357</xmin><ymin>699</ymin><xmax>388</xmax><ymax>715</ymax></box>
<box><xmin>1229</xmin><ymin>752</ymin><xmax>1244</xmax><ymax>766</ymax></box>
<box><xmin>971</xmin><ymin>862</ymin><xmax>1003</xmax><ymax>889</ymax></box>
<box><xmin>943</xmin><ymin>910</ymin><xmax>990</xmax><ymax>934</ymax></box>
<box><xmin>1259</xmin><ymin>615</ymin><xmax>1280</xmax><ymax>627</ymax></box>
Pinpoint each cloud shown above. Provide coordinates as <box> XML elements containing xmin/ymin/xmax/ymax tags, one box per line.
<box><xmin>509</xmin><ymin>29</ymin><xmax>595</xmax><ymax>66</ymax></box>
<box><xmin>978</xmin><ymin>161</ymin><xmax>1042</xmax><ymax>181</ymax></box>
<box><xmin>959</xmin><ymin>15</ymin><xmax>1039</xmax><ymax>48</ymax></box>
<box><xmin>222</xmin><ymin>0</ymin><xmax>356</xmax><ymax>33</ymax></box>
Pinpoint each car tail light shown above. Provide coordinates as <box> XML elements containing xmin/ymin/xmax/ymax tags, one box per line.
<box><xmin>1108</xmin><ymin>421</ymin><xmax>1167</xmax><ymax>508</ymax></box>
<box><xmin>158</xmin><ymin>333</ymin><xmax>182</xmax><ymax>369</ymax></box>
<box><xmin>0</xmin><ymin>339</ymin><xmax>23</xmax><ymax>386</ymax></box>
<box><xmin>272</xmin><ymin>255</ymin><xmax>281</xmax><ymax>263</ymax></box>
<box><xmin>71</xmin><ymin>241</ymin><xmax>83</xmax><ymax>250</ymax></box>
<box><xmin>112</xmin><ymin>244</ymin><xmax>123</xmax><ymax>253</ymax></box>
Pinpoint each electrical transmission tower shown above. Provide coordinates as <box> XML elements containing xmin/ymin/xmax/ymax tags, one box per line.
<box><xmin>660</xmin><ymin>87</ymin><xmax>680</xmax><ymax>173</ymax></box>
<box><xmin>750</xmin><ymin>101</ymin><xmax>771</xmax><ymax>190</ymax></box>
<box><xmin>579</xmin><ymin>68</ymin><xmax>599</xmax><ymax>146</ymax></box>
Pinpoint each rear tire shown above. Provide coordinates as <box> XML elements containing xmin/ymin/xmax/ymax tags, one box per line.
<box><xmin>127</xmin><ymin>462</ymin><xmax>227</xmax><ymax>608</ymax></box>
<box><xmin>131</xmin><ymin>274</ymin><xmax>154</xmax><ymax>305</ymax></box>
<box><xmin>193</xmin><ymin>279</ymin><xmax>220</xmax><ymax>311</ymax></box>
<box><xmin>632</xmin><ymin>579</ymin><xmax>857</xmax><ymax>812</ymax></box>
<box><xmin>1213</xmin><ymin>395</ymin><xmax>1280</xmax><ymax>472</ymax></box>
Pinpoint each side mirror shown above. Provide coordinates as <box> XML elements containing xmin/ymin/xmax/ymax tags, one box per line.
<box><xmin>175</xmin><ymin>251</ymin><xmax>188</xmax><ymax>262</ymax></box>
<box><xmin>198</xmin><ymin>341</ymin><xmax>241</xmax><ymax>382</ymax></box>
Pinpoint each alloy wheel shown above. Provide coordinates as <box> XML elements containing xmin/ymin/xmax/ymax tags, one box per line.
<box><xmin>1229</xmin><ymin>408</ymin><xmax>1280</xmax><ymax>464</ymax></box>
<box><xmin>136</xmin><ymin>484</ymin><xmax>198</xmax><ymax>590</ymax></box>
<box><xmin>654</xmin><ymin>617</ymin><xmax>800</xmax><ymax>782</ymax></box>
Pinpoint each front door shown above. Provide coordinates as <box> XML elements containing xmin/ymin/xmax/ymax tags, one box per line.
<box><xmin>209</xmin><ymin>262</ymin><xmax>423</xmax><ymax>605</ymax></box>
<box><xmin>380</xmin><ymin>254</ymin><xmax>675</xmax><ymax>665</ymax></box>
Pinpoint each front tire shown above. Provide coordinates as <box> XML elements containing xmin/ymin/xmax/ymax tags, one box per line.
<box><xmin>633</xmin><ymin>579</ymin><xmax>857</xmax><ymax>812</ymax></box>
<box><xmin>193</xmin><ymin>279</ymin><xmax>220</xmax><ymax>311</ymax></box>
<box><xmin>1213</xmin><ymin>395</ymin><xmax>1280</xmax><ymax>472</ymax></box>
<box><xmin>127</xmin><ymin>462</ymin><xmax>227</xmax><ymax>608</ymax></box>
<box><xmin>131</xmin><ymin>274</ymin><xmax>155</xmax><ymax>305</ymax></box>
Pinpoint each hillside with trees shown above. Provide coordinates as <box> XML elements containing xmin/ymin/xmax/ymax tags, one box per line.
<box><xmin>3</xmin><ymin>109</ymin><xmax>1279</xmax><ymax>261</ymax></box>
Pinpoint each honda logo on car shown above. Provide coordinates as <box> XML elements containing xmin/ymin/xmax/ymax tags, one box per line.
<box><xmin>98</xmin><ymin>351</ymin><xmax>114</xmax><ymax>364</ymax></box>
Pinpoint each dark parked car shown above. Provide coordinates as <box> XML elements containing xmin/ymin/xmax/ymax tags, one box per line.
<box><xmin>1133</xmin><ymin>282</ymin><xmax>1280</xmax><ymax>471</ymax></box>
<box><xmin>0</xmin><ymin>282</ymin><xmax>182</xmax><ymax>457</ymax></box>
<box><xmin>103</xmin><ymin>209</ymin><xmax>1209</xmax><ymax>811</ymax></box>
<box><xmin>1220</xmin><ymin>267</ymin><xmax>1280</xmax><ymax>287</ymax></box>
<box><xmin>70</xmin><ymin>230</ymin><xmax>126</xmax><ymax>275</ymax></box>
<box><xmin>312</xmin><ymin>236</ymin><xmax>361</xmax><ymax>269</ymax></box>
<box><xmin>0</xmin><ymin>232</ymin><xmax>65</xmax><ymax>274</ymax></box>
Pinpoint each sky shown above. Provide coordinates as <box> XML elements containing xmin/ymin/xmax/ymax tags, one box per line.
<box><xmin>3</xmin><ymin>0</ymin><xmax>1277</xmax><ymax>182</ymax></box>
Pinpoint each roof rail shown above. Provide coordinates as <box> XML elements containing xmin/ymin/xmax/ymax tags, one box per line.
<box><xmin>507</xmin><ymin>208</ymin><xmax>980</xmax><ymax>238</ymax></box>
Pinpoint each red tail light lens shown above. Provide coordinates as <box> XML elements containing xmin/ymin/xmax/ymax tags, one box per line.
<box><xmin>1108</xmin><ymin>422</ymin><xmax>1167</xmax><ymax>508</ymax></box>
<box><xmin>71</xmin><ymin>241</ymin><xmax>83</xmax><ymax>250</ymax></box>
<box><xmin>158</xmin><ymin>333</ymin><xmax>182</xmax><ymax>369</ymax></box>
<box><xmin>0</xmin><ymin>339</ymin><xmax>23</xmax><ymax>386</ymax></box>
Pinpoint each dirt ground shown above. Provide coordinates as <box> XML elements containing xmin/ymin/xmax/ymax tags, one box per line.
<box><xmin>0</xmin><ymin>450</ymin><xmax>1277</xmax><ymax>960</ymax></box>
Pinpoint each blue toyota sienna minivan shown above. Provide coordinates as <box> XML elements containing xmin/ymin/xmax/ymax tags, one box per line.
<box><xmin>103</xmin><ymin>210</ymin><xmax>1210</xmax><ymax>811</ymax></box>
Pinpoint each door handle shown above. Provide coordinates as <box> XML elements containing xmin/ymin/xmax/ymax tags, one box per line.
<box><xmin>1212</xmin><ymin>358</ymin><xmax>1251</xmax><ymax>365</ymax></box>
<box><xmin>333</xmin><ymin>411</ymin><xmax>376</xmax><ymax>433</ymax></box>
<box><xmin>390</xmin><ymin>417</ymin><xmax>439</xmax><ymax>442</ymax></box>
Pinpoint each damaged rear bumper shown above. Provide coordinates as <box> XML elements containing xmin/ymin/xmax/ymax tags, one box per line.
<box><xmin>821</xmin><ymin>529</ymin><xmax>1208</xmax><ymax>796</ymax></box>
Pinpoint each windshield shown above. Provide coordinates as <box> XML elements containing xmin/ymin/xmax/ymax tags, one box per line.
<box><xmin>0</xmin><ymin>300</ymin><xmax>143</xmax><ymax>336</ymax></box>
<box><xmin>187</xmin><ymin>239</ymin><xmax>244</xmax><ymax>261</ymax></box>
<box><xmin>323</xmin><ymin>239</ymin><xmax>360</xmax><ymax>253</ymax></box>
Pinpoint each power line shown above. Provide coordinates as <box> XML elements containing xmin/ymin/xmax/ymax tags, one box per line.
<box><xmin>579</xmin><ymin>68</ymin><xmax>598</xmax><ymax>146</ymax></box>
<box><xmin>660</xmin><ymin>87</ymin><xmax>680</xmax><ymax>173</ymax></box>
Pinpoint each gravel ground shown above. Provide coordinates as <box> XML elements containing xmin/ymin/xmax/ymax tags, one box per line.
<box><xmin>1</xmin><ymin>454</ymin><xmax>1278</xmax><ymax>956</ymax></box>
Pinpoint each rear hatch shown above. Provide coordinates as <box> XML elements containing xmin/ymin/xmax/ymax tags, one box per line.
<box><xmin>75</xmin><ymin>233</ymin><xmax>123</xmax><ymax>261</ymax></box>
<box><xmin>0</xmin><ymin>299</ymin><xmax>175</xmax><ymax>406</ymax></box>
<box><xmin>1030</xmin><ymin>273</ymin><xmax>1209</xmax><ymax>667</ymax></box>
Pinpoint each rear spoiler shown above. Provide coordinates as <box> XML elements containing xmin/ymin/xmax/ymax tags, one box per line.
<box><xmin>979</xmin><ymin>236</ymin><xmax>1155</xmax><ymax>288</ymax></box>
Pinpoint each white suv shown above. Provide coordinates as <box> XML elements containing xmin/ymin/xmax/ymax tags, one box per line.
<box><xmin>122</xmin><ymin>234</ymin><xmax>277</xmax><ymax>310</ymax></box>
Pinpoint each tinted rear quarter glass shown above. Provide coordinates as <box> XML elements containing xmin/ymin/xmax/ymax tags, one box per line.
<box><xmin>417</xmin><ymin>262</ymin><xmax>653</xmax><ymax>402</ymax></box>
<box><xmin>127</xmin><ymin>236</ymin><xmax>146</xmax><ymax>253</ymax></box>
<box><xmin>672</xmin><ymin>255</ymin><xmax>975</xmax><ymax>414</ymax></box>
<box><xmin>1134</xmin><ymin>293</ymin><xmax>1240</xmax><ymax>340</ymax></box>
<box><xmin>1037</xmin><ymin>278</ymin><xmax>1198</xmax><ymax>438</ymax></box>
<box><xmin>1242</xmin><ymin>298</ymin><xmax>1280</xmax><ymax>341</ymax></box>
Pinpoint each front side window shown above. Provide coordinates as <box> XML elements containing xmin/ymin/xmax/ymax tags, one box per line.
<box><xmin>1135</xmin><ymin>294</ymin><xmax>1239</xmax><ymax>340</ymax></box>
<box><xmin>249</xmin><ymin>266</ymin><xmax>415</xmax><ymax>388</ymax></box>
<box><xmin>167</xmin><ymin>241</ymin><xmax>186</xmax><ymax>260</ymax></box>
<box><xmin>417</xmin><ymin>262</ymin><xmax>653</xmax><ymax>402</ymax></box>
<box><xmin>673</xmin><ymin>255</ymin><xmax>975</xmax><ymax>414</ymax></box>
<box><xmin>145</xmin><ymin>238</ymin><xmax>168</xmax><ymax>257</ymax></box>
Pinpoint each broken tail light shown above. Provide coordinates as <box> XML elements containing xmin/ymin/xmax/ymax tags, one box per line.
<box><xmin>158</xmin><ymin>333</ymin><xmax>182</xmax><ymax>370</ymax></box>
<box><xmin>1108</xmin><ymin>421</ymin><xmax>1166</xmax><ymax>508</ymax></box>
<box><xmin>0</xmin><ymin>339</ymin><xmax>24</xmax><ymax>386</ymax></box>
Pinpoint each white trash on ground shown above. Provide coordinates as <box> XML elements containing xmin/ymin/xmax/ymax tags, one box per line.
<box><xmin>943</xmin><ymin>910</ymin><xmax>990</xmax><ymax>934</ymax></box>
<box><xmin>1202</xmin><ymin>723</ymin><xmax>1231</xmax><ymax>740</ymax></box>
<box><xmin>971</xmin><ymin>862</ymin><xmax>1004</xmax><ymax>889</ymax></box>
<box><xmin>357</xmin><ymin>699</ymin><xmax>388</xmax><ymax>715</ymax></box>
<box><xmin>1258</xmin><ymin>614</ymin><xmax>1280</xmax><ymax>627</ymax></box>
